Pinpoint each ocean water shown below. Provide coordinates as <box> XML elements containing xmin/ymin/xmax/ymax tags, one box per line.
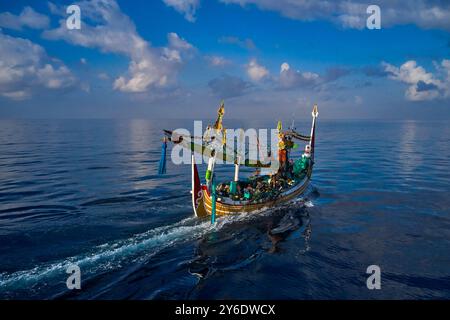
<box><xmin>0</xmin><ymin>119</ymin><xmax>449</xmax><ymax>300</ymax></box>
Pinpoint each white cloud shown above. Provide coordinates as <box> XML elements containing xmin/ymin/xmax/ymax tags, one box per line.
<box><xmin>246</xmin><ymin>59</ymin><xmax>269</xmax><ymax>81</ymax></box>
<box><xmin>220</xmin><ymin>0</ymin><xmax>450</xmax><ymax>31</ymax></box>
<box><xmin>279</xmin><ymin>62</ymin><xmax>320</xmax><ymax>89</ymax></box>
<box><xmin>205</xmin><ymin>55</ymin><xmax>231</xmax><ymax>67</ymax></box>
<box><xmin>441</xmin><ymin>60</ymin><xmax>450</xmax><ymax>82</ymax></box>
<box><xmin>383</xmin><ymin>60</ymin><xmax>450</xmax><ymax>101</ymax></box>
<box><xmin>0</xmin><ymin>6</ymin><xmax>49</xmax><ymax>30</ymax></box>
<box><xmin>168</xmin><ymin>32</ymin><xmax>194</xmax><ymax>51</ymax></box>
<box><xmin>0</xmin><ymin>32</ymin><xmax>75</xmax><ymax>100</ymax></box>
<box><xmin>162</xmin><ymin>32</ymin><xmax>196</xmax><ymax>63</ymax></box>
<box><xmin>280</xmin><ymin>62</ymin><xmax>290</xmax><ymax>73</ymax></box>
<box><xmin>162</xmin><ymin>0</ymin><xmax>200</xmax><ymax>22</ymax></box>
<box><xmin>43</xmin><ymin>0</ymin><xmax>195</xmax><ymax>94</ymax></box>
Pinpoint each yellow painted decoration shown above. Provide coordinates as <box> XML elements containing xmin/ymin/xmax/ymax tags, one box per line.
<box><xmin>213</xmin><ymin>100</ymin><xmax>225</xmax><ymax>131</ymax></box>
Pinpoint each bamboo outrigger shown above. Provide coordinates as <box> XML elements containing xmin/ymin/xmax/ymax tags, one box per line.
<box><xmin>161</xmin><ymin>102</ymin><xmax>318</xmax><ymax>221</ymax></box>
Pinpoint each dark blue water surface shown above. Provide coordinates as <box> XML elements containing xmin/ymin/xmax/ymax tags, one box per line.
<box><xmin>0</xmin><ymin>119</ymin><xmax>449</xmax><ymax>299</ymax></box>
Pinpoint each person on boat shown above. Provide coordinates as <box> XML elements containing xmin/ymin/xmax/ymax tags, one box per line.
<box><xmin>285</xmin><ymin>136</ymin><xmax>294</xmax><ymax>150</ymax></box>
<box><xmin>216</xmin><ymin>184</ymin><xmax>223</xmax><ymax>195</ymax></box>
<box><xmin>224</xmin><ymin>184</ymin><xmax>230</xmax><ymax>197</ymax></box>
<box><xmin>243</xmin><ymin>185</ymin><xmax>253</xmax><ymax>200</ymax></box>
<box><xmin>277</xmin><ymin>136</ymin><xmax>288</xmax><ymax>177</ymax></box>
<box><xmin>233</xmin><ymin>184</ymin><xmax>242</xmax><ymax>201</ymax></box>
<box><xmin>292</xmin><ymin>144</ymin><xmax>312</xmax><ymax>177</ymax></box>
<box><xmin>300</xmin><ymin>144</ymin><xmax>311</xmax><ymax>171</ymax></box>
<box><xmin>217</xmin><ymin>183</ymin><xmax>229</xmax><ymax>197</ymax></box>
<box><xmin>277</xmin><ymin>132</ymin><xmax>297</xmax><ymax>178</ymax></box>
<box><xmin>269</xmin><ymin>173</ymin><xmax>277</xmax><ymax>189</ymax></box>
<box><xmin>254</xmin><ymin>181</ymin><xmax>264</xmax><ymax>196</ymax></box>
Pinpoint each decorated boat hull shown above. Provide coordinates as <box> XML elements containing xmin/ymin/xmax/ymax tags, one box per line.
<box><xmin>191</xmin><ymin>155</ymin><xmax>313</xmax><ymax>217</ymax></box>
<box><xmin>202</xmin><ymin>172</ymin><xmax>312</xmax><ymax>216</ymax></box>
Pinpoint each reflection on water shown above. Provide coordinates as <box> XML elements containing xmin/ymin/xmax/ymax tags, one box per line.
<box><xmin>127</xmin><ymin>119</ymin><xmax>158</xmax><ymax>190</ymax></box>
<box><xmin>397</xmin><ymin>121</ymin><xmax>421</xmax><ymax>177</ymax></box>
<box><xmin>0</xmin><ymin>119</ymin><xmax>449</xmax><ymax>299</ymax></box>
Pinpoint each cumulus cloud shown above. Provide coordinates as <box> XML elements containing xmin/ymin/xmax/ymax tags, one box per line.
<box><xmin>383</xmin><ymin>60</ymin><xmax>450</xmax><ymax>101</ymax></box>
<box><xmin>208</xmin><ymin>74</ymin><xmax>252</xmax><ymax>98</ymax></box>
<box><xmin>0</xmin><ymin>6</ymin><xmax>49</xmax><ymax>30</ymax></box>
<box><xmin>168</xmin><ymin>32</ymin><xmax>194</xmax><ymax>51</ymax></box>
<box><xmin>163</xmin><ymin>32</ymin><xmax>196</xmax><ymax>63</ymax></box>
<box><xmin>246</xmin><ymin>59</ymin><xmax>269</xmax><ymax>82</ymax></box>
<box><xmin>220</xmin><ymin>0</ymin><xmax>450</xmax><ymax>31</ymax></box>
<box><xmin>278</xmin><ymin>62</ymin><xmax>321</xmax><ymax>89</ymax></box>
<box><xmin>43</xmin><ymin>0</ymin><xmax>195</xmax><ymax>94</ymax></box>
<box><xmin>277</xmin><ymin>62</ymin><xmax>352</xmax><ymax>90</ymax></box>
<box><xmin>0</xmin><ymin>32</ymin><xmax>76</xmax><ymax>100</ymax></box>
<box><xmin>162</xmin><ymin>0</ymin><xmax>200</xmax><ymax>22</ymax></box>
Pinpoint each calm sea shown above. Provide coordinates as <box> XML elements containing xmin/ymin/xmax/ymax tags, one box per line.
<box><xmin>0</xmin><ymin>119</ymin><xmax>449</xmax><ymax>299</ymax></box>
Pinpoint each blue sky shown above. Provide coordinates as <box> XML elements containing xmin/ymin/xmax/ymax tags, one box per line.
<box><xmin>0</xmin><ymin>0</ymin><xmax>449</xmax><ymax>119</ymax></box>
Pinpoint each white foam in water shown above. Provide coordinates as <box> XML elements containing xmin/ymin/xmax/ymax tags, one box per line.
<box><xmin>305</xmin><ymin>200</ymin><xmax>314</xmax><ymax>207</ymax></box>
<box><xmin>0</xmin><ymin>216</ymin><xmax>212</xmax><ymax>290</ymax></box>
<box><xmin>0</xmin><ymin>188</ymin><xmax>313</xmax><ymax>294</ymax></box>
<box><xmin>0</xmin><ymin>210</ymin><xmax>268</xmax><ymax>292</ymax></box>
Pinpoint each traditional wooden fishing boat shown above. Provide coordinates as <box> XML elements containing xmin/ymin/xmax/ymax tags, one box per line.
<box><xmin>160</xmin><ymin>102</ymin><xmax>318</xmax><ymax>222</ymax></box>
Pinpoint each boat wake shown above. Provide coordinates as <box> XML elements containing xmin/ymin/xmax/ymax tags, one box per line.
<box><xmin>0</xmin><ymin>216</ymin><xmax>212</xmax><ymax>295</ymax></box>
<box><xmin>0</xmin><ymin>188</ymin><xmax>316</xmax><ymax>299</ymax></box>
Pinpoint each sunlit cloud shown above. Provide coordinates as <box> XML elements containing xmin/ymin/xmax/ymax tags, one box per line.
<box><xmin>383</xmin><ymin>60</ymin><xmax>450</xmax><ymax>101</ymax></box>
<box><xmin>0</xmin><ymin>6</ymin><xmax>49</xmax><ymax>30</ymax></box>
<box><xmin>246</xmin><ymin>59</ymin><xmax>269</xmax><ymax>82</ymax></box>
<box><xmin>220</xmin><ymin>0</ymin><xmax>450</xmax><ymax>31</ymax></box>
<box><xmin>44</xmin><ymin>0</ymin><xmax>196</xmax><ymax>94</ymax></box>
<box><xmin>162</xmin><ymin>0</ymin><xmax>200</xmax><ymax>22</ymax></box>
<box><xmin>0</xmin><ymin>32</ymin><xmax>76</xmax><ymax>100</ymax></box>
